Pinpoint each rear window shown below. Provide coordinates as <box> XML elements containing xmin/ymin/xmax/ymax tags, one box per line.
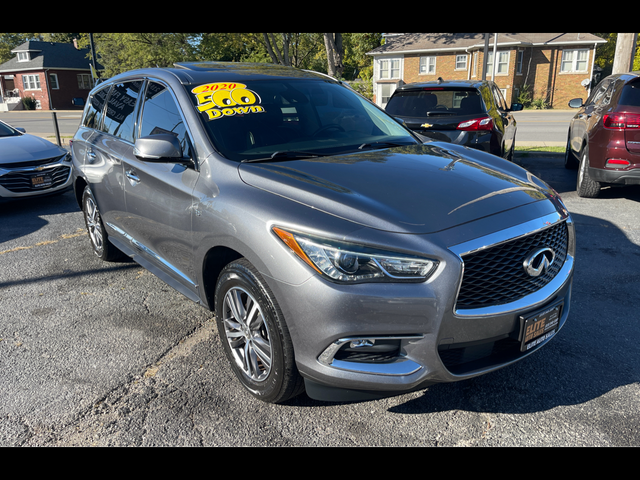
<box><xmin>385</xmin><ymin>89</ymin><xmax>486</xmax><ymax>117</ymax></box>
<box><xmin>618</xmin><ymin>80</ymin><xmax>640</xmax><ymax>107</ymax></box>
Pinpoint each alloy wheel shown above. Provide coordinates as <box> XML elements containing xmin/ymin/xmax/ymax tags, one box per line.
<box><xmin>222</xmin><ymin>286</ymin><xmax>273</xmax><ymax>382</ymax></box>
<box><xmin>84</xmin><ymin>196</ymin><xmax>104</xmax><ymax>254</ymax></box>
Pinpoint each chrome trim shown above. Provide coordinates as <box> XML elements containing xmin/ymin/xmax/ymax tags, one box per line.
<box><xmin>0</xmin><ymin>153</ymin><xmax>70</xmax><ymax>175</ymax></box>
<box><xmin>449</xmin><ymin>211</ymin><xmax>574</xmax><ymax>318</ymax></box>
<box><xmin>106</xmin><ymin>222</ymin><xmax>196</xmax><ymax>288</ymax></box>
<box><xmin>318</xmin><ymin>335</ymin><xmax>424</xmax><ymax>376</ymax></box>
<box><xmin>448</xmin><ymin>211</ymin><xmax>566</xmax><ymax>258</ymax></box>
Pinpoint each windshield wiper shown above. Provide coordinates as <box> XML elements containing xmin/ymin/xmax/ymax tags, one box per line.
<box><xmin>358</xmin><ymin>141</ymin><xmax>413</xmax><ymax>150</ymax></box>
<box><xmin>241</xmin><ymin>151</ymin><xmax>321</xmax><ymax>163</ymax></box>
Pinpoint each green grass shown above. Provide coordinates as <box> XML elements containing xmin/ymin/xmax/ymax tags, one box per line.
<box><xmin>515</xmin><ymin>146</ymin><xmax>565</xmax><ymax>155</ymax></box>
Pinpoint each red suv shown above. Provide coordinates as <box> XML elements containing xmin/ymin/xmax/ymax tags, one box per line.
<box><xmin>566</xmin><ymin>72</ymin><xmax>640</xmax><ymax>197</ymax></box>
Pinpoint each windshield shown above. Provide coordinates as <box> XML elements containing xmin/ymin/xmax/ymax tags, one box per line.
<box><xmin>0</xmin><ymin>121</ymin><xmax>21</xmax><ymax>137</ymax></box>
<box><xmin>385</xmin><ymin>88</ymin><xmax>486</xmax><ymax>117</ymax></box>
<box><xmin>186</xmin><ymin>79</ymin><xmax>418</xmax><ymax>162</ymax></box>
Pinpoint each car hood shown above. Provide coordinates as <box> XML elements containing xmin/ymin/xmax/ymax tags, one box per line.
<box><xmin>238</xmin><ymin>143</ymin><xmax>557</xmax><ymax>234</ymax></box>
<box><xmin>0</xmin><ymin>134</ymin><xmax>66</xmax><ymax>165</ymax></box>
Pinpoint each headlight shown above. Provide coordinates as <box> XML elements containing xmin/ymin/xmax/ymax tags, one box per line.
<box><xmin>272</xmin><ymin>227</ymin><xmax>438</xmax><ymax>283</ymax></box>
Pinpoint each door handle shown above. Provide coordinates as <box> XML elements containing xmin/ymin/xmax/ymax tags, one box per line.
<box><xmin>126</xmin><ymin>169</ymin><xmax>140</xmax><ymax>184</ymax></box>
<box><xmin>86</xmin><ymin>150</ymin><xmax>97</xmax><ymax>163</ymax></box>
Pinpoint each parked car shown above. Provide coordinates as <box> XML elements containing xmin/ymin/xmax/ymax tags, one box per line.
<box><xmin>385</xmin><ymin>78</ymin><xmax>523</xmax><ymax>160</ymax></box>
<box><xmin>565</xmin><ymin>72</ymin><xmax>640</xmax><ymax>197</ymax></box>
<box><xmin>0</xmin><ymin>119</ymin><xmax>72</xmax><ymax>199</ymax></box>
<box><xmin>71</xmin><ymin>62</ymin><xmax>574</xmax><ymax>403</ymax></box>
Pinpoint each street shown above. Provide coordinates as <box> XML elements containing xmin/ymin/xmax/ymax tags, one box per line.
<box><xmin>1</xmin><ymin>151</ymin><xmax>639</xmax><ymax>446</ymax></box>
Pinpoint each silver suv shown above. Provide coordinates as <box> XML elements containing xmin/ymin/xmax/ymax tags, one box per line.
<box><xmin>71</xmin><ymin>62</ymin><xmax>575</xmax><ymax>403</ymax></box>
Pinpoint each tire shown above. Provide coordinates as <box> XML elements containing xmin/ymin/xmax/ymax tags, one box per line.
<box><xmin>564</xmin><ymin>135</ymin><xmax>579</xmax><ymax>170</ymax></box>
<box><xmin>576</xmin><ymin>145</ymin><xmax>601</xmax><ymax>198</ymax></box>
<box><xmin>81</xmin><ymin>186</ymin><xmax>126</xmax><ymax>261</ymax></box>
<box><xmin>214</xmin><ymin>258</ymin><xmax>304</xmax><ymax>403</ymax></box>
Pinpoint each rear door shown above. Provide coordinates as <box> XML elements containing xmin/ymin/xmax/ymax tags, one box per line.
<box><xmin>76</xmin><ymin>84</ymin><xmax>128</xmax><ymax>227</ymax></box>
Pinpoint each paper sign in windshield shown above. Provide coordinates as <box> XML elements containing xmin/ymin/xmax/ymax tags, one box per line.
<box><xmin>192</xmin><ymin>82</ymin><xmax>264</xmax><ymax>120</ymax></box>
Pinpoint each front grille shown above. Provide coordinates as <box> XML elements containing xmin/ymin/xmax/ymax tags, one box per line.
<box><xmin>1</xmin><ymin>156</ymin><xmax>64</xmax><ymax>169</ymax></box>
<box><xmin>0</xmin><ymin>165</ymin><xmax>71</xmax><ymax>192</ymax></box>
<box><xmin>456</xmin><ymin>221</ymin><xmax>568</xmax><ymax>309</ymax></box>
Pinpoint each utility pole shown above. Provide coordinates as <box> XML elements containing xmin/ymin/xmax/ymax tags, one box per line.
<box><xmin>481</xmin><ymin>33</ymin><xmax>489</xmax><ymax>80</ymax></box>
<box><xmin>612</xmin><ymin>33</ymin><xmax>638</xmax><ymax>74</ymax></box>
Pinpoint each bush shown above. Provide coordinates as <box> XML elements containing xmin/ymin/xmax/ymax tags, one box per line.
<box><xmin>22</xmin><ymin>96</ymin><xmax>37</xmax><ymax>110</ymax></box>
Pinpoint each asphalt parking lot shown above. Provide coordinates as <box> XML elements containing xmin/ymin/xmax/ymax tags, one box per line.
<box><xmin>1</xmin><ymin>151</ymin><xmax>639</xmax><ymax>446</ymax></box>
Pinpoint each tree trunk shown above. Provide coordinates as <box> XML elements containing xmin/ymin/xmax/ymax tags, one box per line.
<box><xmin>324</xmin><ymin>33</ymin><xmax>344</xmax><ymax>78</ymax></box>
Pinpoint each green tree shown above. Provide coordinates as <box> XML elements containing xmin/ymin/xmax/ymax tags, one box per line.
<box><xmin>76</xmin><ymin>33</ymin><xmax>200</xmax><ymax>77</ymax></box>
<box><xmin>0</xmin><ymin>33</ymin><xmax>37</xmax><ymax>64</ymax></box>
<box><xmin>593</xmin><ymin>33</ymin><xmax>640</xmax><ymax>78</ymax></box>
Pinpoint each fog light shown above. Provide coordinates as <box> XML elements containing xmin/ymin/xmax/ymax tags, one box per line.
<box><xmin>605</xmin><ymin>159</ymin><xmax>631</xmax><ymax>169</ymax></box>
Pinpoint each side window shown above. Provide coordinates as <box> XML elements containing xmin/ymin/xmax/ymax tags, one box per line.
<box><xmin>492</xmin><ymin>85</ymin><xmax>507</xmax><ymax>110</ymax></box>
<box><xmin>587</xmin><ymin>80</ymin><xmax>610</xmax><ymax>106</ymax></box>
<box><xmin>102</xmin><ymin>81</ymin><xmax>143</xmax><ymax>143</ymax></box>
<box><xmin>83</xmin><ymin>86</ymin><xmax>110</xmax><ymax>130</ymax></box>
<box><xmin>139</xmin><ymin>81</ymin><xmax>191</xmax><ymax>158</ymax></box>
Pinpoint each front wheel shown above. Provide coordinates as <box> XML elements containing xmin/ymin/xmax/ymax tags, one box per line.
<box><xmin>214</xmin><ymin>258</ymin><xmax>304</xmax><ymax>403</ymax></box>
<box><xmin>576</xmin><ymin>145</ymin><xmax>601</xmax><ymax>198</ymax></box>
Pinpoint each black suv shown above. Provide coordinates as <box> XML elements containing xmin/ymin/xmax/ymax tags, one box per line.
<box><xmin>385</xmin><ymin>79</ymin><xmax>523</xmax><ymax>160</ymax></box>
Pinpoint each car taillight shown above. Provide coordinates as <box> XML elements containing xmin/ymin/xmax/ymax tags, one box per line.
<box><xmin>603</xmin><ymin>113</ymin><xmax>640</xmax><ymax>129</ymax></box>
<box><xmin>457</xmin><ymin>117</ymin><xmax>493</xmax><ymax>131</ymax></box>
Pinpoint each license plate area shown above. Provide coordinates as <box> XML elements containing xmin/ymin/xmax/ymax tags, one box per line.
<box><xmin>31</xmin><ymin>173</ymin><xmax>52</xmax><ymax>189</ymax></box>
<box><xmin>519</xmin><ymin>302</ymin><xmax>562</xmax><ymax>352</ymax></box>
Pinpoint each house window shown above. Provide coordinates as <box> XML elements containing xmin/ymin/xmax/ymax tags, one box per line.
<box><xmin>561</xmin><ymin>49</ymin><xmax>588</xmax><ymax>73</ymax></box>
<box><xmin>49</xmin><ymin>73</ymin><xmax>59</xmax><ymax>90</ymax></box>
<box><xmin>17</xmin><ymin>52</ymin><xmax>30</xmax><ymax>62</ymax></box>
<box><xmin>455</xmin><ymin>54</ymin><xmax>467</xmax><ymax>70</ymax></box>
<box><xmin>378</xmin><ymin>83</ymin><xmax>396</xmax><ymax>108</ymax></box>
<box><xmin>516</xmin><ymin>50</ymin><xmax>524</xmax><ymax>75</ymax></box>
<box><xmin>78</xmin><ymin>73</ymin><xmax>92</xmax><ymax>89</ymax></box>
<box><xmin>419</xmin><ymin>56</ymin><xmax>436</xmax><ymax>75</ymax></box>
<box><xmin>487</xmin><ymin>51</ymin><xmax>510</xmax><ymax>75</ymax></box>
<box><xmin>378</xmin><ymin>58</ymin><xmax>401</xmax><ymax>80</ymax></box>
<box><xmin>22</xmin><ymin>74</ymin><xmax>41</xmax><ymax>90</ymax></box>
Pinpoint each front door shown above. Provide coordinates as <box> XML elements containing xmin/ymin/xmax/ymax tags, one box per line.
<box><xmin>121</xmin><ymin>80</ymin><xmax>200</xmax><ymax>294</ymax></box>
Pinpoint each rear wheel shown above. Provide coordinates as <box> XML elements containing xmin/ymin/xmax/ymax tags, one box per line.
<box><xmin>576</xmin><ymin>145</ymin><xmax>601</xmax><ymax>198</ymax></box>
<box><xmin>214</xmin><ymin>258</ymin><xmax>304</xmax><ymax>403</ymax></box>
<box><xmin>82</xmin><ymin>186</ymin><xmax>126</xmax><ymax>261</ymax></box>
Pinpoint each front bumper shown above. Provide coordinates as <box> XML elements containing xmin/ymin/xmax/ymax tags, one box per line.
<box><xmin>0</xmin><ymin>154</ymin><xmax>73</xmax><ymax>198</ymax></box>
<box><xmin>269</xmin><ymin>211</ymin><xmax>575</xmax><ymax>401</ymax></box>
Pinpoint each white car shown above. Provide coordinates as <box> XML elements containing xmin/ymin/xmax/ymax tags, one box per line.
<box><xmin>0</xmin><ymin>119</ymin><xmax>72</xmax><ymax>199</ymax></box>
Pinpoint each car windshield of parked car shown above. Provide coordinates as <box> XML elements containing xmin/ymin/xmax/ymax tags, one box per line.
<box><xmin>0</xmin><ymin>122</ymin><xmax>20</xmax><ymax>137</ymax></box>
<box><xmin>385</xmin><ymin>88</ymin><xmax>486</xmax><ymax>117</ymax></box>
<box><xmin>186</xmin><ymin>79</ymin><xmax>418</xmax><ymax>162</ymax></box>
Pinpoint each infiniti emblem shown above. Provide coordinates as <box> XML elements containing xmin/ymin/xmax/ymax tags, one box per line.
<box><xmin>523</xmin><ymin>248</ymin><xmax>555</xmax><ymax>277</ymax></box>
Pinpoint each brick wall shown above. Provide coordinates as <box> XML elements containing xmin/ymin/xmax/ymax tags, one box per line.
<box><xmin>15</xmin><ymin>72</ymin><xmax>50</xmax><ymax>109</ymax></box>
<box><xmin>48</xmin><ymin>70</ymin><xmax>92</xmax><ymax>110</ymax></box>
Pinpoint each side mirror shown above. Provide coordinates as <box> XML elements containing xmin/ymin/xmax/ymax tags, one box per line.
<box><xmin>16</xmin><ymin>127</ymin><xmax>26</xmax><ymax>133</ymax></box>
<box><xmin>133</xmin><ymin>134</ymin><xmax>188</xmax><ymax>163</ymax></box>
<box><xmin>510</xmin><ymin>103</ymin><xmax>524</xmax><ymax>112</ymax></box>
<box><xmin>568</xmin><ymin>98</ymin><xmax>584</xmax><ymax>108</ymax></box>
